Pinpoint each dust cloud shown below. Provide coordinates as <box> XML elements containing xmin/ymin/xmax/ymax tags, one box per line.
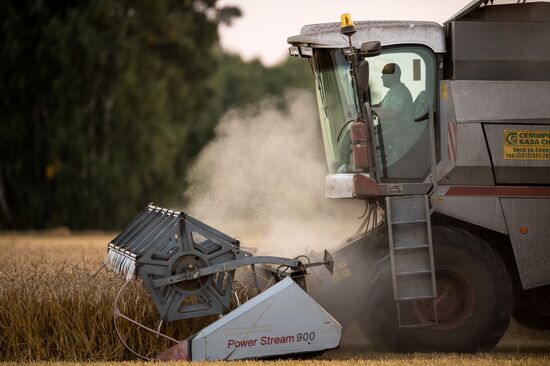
<box><xmin>184</xmin><ymin>91</ymin><xmax>364</xmax><ymax>257</ymax></box>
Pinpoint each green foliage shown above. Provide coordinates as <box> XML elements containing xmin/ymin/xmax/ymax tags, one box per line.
<box><xmin>0</xmin><ymin>0</ymin><xmax>313</xmax><ymax>230</ymax></box>
<box><xmin>218</xmin><ymin>53</ymin><xmax>314</xmax><ymax>112</ymax></box>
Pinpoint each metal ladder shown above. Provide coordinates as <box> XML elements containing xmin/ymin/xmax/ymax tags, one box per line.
<box><xmin>386</xmin><ymin>195</ymin><xmax>438</xmax><ymax>328</ymax></box>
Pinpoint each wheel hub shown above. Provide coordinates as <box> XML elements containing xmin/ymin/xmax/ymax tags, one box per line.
<box><xmin>411</xmin><ymin>268</ymin><xmax>475</xmax><ymax>331</ymax></box>
<box><xmin>172</xmin><ymin>255</ymin><xmax>208</xmax><ymax>291</ymax></box>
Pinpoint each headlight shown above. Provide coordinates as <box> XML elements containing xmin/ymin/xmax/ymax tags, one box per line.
<box><xmin>300</xmin><ymin>46</ymin><xmax>313</xmax><ymax>57</ymax></box>
<box><xmin>289</xmin><ymin>46</ymin><xmax>300</xmax><ymax>57</ymax></box>
<box><xmin>288</xmin><ymin>45</ymin><xmax>313</xmax><ymax>58</ymax></box>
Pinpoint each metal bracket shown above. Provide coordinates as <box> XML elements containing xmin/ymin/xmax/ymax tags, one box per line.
<box><xmin>152</xmin><ymin>256</ymin><xmax>302</xmax><ymax>288</ymax></box>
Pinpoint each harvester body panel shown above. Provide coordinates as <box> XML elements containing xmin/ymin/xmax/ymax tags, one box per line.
<box><xmin>436</xmin><ymin>78</ymin><xmax>550</xmax><ymax>289</ymax></box>
<box><xmin>501</xmin><ymin>198</ymin><xmax>550</xmax><ymax>289</ymax></box>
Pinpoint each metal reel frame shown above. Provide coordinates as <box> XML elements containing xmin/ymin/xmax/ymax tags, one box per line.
<box><xmin>112</xmin><ymin>279</ymin><xmax>181</xmax><ymax>361</ymax></box>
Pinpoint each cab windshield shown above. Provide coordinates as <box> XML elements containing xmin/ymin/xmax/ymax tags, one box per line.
<box><xmin>312</xmin><ymin>46</ymin><xmax>437</xmax><ymax>181</ymax></box>
<box><xmin>312</xmin><ymin>49</ymin><xmax>361</xmax><ymax>173</ymax></box>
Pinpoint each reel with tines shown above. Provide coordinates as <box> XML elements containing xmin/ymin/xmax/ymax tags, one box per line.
<box><xmin>106</xmin><ymin>204</ymin><xmax>248</xmax><ymax>321</ymax></box>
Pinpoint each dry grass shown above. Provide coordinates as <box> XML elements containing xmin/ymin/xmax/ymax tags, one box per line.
<box><xmin>0</xmin><ymin>232</ymin><xmax>219</xmax><ymax>361</ymax></box>
<box><xmin>1</xmin><ymin>232</ymin><xmax>550</xmax><ymax>365</ymax></box>
<box><xmin>2</xmin><ymin>353</ymin><xmax>550</xmax><ymax>366</ymax></box>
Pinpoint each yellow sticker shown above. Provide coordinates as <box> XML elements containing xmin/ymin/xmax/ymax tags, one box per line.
<box><xmin>504</xmin><ymin>130</ymin><xmax>550</xmax><ymax>160</ymax></box>
<box><xmin>338</xmin><ymin>262</ymin><xmax>351</xmax><ymax>278</ymax></box>
<box><xmin>441</xmin><ymin>83</ymin><xmax>448</xmax><ymax>100</ymax></box>
<box><xmin>331</xmin><ymin>262</ymin><xmax>351</xmax><ymax>282</ymax></box>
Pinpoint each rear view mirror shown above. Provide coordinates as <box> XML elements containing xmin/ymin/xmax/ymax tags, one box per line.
<box><xmin>361</xmin><ymin>41</ymin><xmax>381</xmax><ymax>57</ymax></box>
<box><xmin>357</xmin><ymin>61</ymin><xmax>370</xmax><ymax>94</ymax></box>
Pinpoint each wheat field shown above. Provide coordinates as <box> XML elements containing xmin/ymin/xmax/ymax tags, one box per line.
<box><xmin>1</xmin><ymin>232</ymin><xmax>550</xmax><ymax>365</ymax></box>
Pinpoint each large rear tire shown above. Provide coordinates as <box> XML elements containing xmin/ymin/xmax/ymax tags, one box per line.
<box><xmin>359</xmin><ymin>226</ymin><xmax>513</xmax><ymax>352</ymax></box>
<box><xmin>513</xmin><ymin>285</ymin><xmax>550</xmax><ymax>330</ymax></box>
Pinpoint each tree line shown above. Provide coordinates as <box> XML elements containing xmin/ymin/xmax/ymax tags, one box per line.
<box><xmin>0</xmin><ymin>0</ymin><xmax>313</xmax><ymax>230</ymax></box>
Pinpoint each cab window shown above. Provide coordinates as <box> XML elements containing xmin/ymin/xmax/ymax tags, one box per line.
<box><xmin>369</xmin><ymin>46</ymin><xmax>436</xmax><ymax>181</ymax></box>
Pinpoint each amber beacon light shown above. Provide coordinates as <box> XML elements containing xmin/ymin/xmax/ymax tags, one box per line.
<box><xmin>340</xmin><ymin>13</ymin><xmax>356</xmax><ymax>36</ymax></box>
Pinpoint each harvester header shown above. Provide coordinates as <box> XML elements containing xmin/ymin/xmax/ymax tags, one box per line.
<box><xmin>105</xmin><ymin>204</ymin><xmax>339</xmax><ymax>360</ymax></box>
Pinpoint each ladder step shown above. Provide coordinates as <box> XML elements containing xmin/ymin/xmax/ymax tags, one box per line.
<box><xmin>395</xmin><ymin>270</ymin><xmax>432</xmax><ymax>276</ymax></box>
<box><xmin>396</xmin><ymin>295</ymin><xmax>436</xmax><ymax>302</ymax></box>
<box><xmin>391</xmin><ymin>219</ymin><xmax>427</xmax><ymax>225</ymax></box>
<box><xmin>394</xmin><ymin>244</ymin><xmax>429</xmax><ymax>251</ymax></box>
<box><xmin>398</xmin><ymin>322</ymin><xmax>437</xmax><ymax>329</ymax></box>
<box><xmin>387</xmin><ymin>195</ymin><xmax>437</xmax><ymax>328</ymax></box>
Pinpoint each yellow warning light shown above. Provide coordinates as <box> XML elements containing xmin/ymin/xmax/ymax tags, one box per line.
<box><xmin>519</xmin><ymin>226</ymin><xmax>529</xmax><ymax>235</ymax></box>
<box><xmin>341</xmin><ymin>13</ymin><xmax>354</xmax><ymax>28</ymax></box>
<box><xmin>340</xmin><ymin>13</ymin><xmax>356</xmax><ymax>36</ymax></box>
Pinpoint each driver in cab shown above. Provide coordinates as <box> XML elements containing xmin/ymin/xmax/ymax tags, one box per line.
<box><xmin>372</xmin><ymin>62</ymin><xmax>413</xmax><ymax>126</ymax></box>
<box><xmin>371</xmin><ymin>62</ymin><xmax>415</xmax><ymax>163</ymax></box>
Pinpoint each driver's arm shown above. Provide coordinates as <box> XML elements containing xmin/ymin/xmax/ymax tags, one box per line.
<box><xmin>372</xmin><ymin>107</ymin><xmax>400</xmax><ymax>119</ymax></box>
<box><xmin>372</xmin><ymin>92</ymin><xmax>405</xmax><ymax>120</ymax></box>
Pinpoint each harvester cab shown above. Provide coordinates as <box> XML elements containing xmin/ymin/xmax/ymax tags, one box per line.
<box><xmin>288</xmin><ymin>14</ymin><xmax>440</xmax><ymax>192</ymax></box>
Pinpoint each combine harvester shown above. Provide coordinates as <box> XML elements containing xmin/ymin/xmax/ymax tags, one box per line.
<box><xmin>106</xmin><ymin>0</ymin><xmax>550</xmax><ymax>359</ymax></box>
